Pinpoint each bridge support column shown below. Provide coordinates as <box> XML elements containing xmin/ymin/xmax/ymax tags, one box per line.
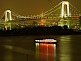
<box><xmin>61</xmin><ymin>1</ymin><xmax>70</xmax><ymax>18</ymax></box>
<box><xmin>5</xmin><ymin>10</ymin><xmax>12</xmax><ymax>22</ymax></box>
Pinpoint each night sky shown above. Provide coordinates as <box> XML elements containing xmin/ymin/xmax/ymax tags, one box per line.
<box><xmin>0</xmin><ymin>0</ymin><xmax>81</xmax><ymax>17</ymax></box>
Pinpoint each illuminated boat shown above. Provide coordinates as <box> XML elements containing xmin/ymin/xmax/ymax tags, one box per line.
<box><xmin>35</xmin><ymin>39</ymin><xmax>57</xmax><ymax>44</ymax></box>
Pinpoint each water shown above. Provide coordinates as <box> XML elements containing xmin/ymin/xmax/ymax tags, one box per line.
<box><xmin>0</xmin><ymin>35</ymin><xmax>81</xmax><ymax>61</ymax></box>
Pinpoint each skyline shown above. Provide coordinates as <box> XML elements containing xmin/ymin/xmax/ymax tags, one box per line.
<box><xmin>0</xmin><ymin>0</ymin><xmax>81</xmax><ymax>17</ymax></box>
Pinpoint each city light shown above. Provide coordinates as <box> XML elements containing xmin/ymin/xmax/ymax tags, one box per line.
<box><xmin>0</xmin><ymin>1</ymin><xmax>80</xmax><ymax>30</ymax></box>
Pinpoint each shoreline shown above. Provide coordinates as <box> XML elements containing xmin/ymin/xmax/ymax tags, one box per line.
<box><xmin>0</xmin><ymin>26</ymin><xmax>81</xmax><ymax>36</ymax></box>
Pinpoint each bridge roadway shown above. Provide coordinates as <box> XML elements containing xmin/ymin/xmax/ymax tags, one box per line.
<box><xmin>0</xmin><ymin>17</ymin><xmax>79</xmax><ymax>25</ymax></box>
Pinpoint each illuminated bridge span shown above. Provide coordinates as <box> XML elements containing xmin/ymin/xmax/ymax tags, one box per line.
<box><xmin>0</xmin><ymin>1</ymin><xmax>81</xmax><ymax>30</ymax></box>
<box><xmin>0</xmin><ymin>1</ymin><xmax>80</xmax><ymax>21</ymax></box>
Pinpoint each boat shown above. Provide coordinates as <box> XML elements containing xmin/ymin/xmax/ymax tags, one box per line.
<box><xmin>35</xmin><ymin>39</ymin><xmax>57</xmax><ymax>44</ymax></box>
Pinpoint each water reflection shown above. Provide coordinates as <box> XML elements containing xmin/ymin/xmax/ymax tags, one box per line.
<box><xmin>35</xmin><ymin>43</ymin><xmax>56</xmax><ymax>61</ymax></box>
<box><xmin>3</xmin><ymin>45</ymin><xmax>13</xmax><ymax>61</ymax></box>
<box><xmin>1</xmin><ymin>35</ymin><xmax>81</xmax><ymax>61</ymax></box>
<box><xmin>57</xmin><ymin>35</ymin><xmax>72</xmax><ymax>61</ymax></box>
<box><xmin>2</xmin><ymin>45</ymin><xmax>35</xmax><ymax>61</ymax></box>
<box><xmin>60</xmin><ymin>36</ymin><xmax>71</xmax><ymax>41</ymax></box>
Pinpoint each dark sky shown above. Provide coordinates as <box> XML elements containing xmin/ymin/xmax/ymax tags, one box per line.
<box><xmin>0</xmin><ymin>0</ymin><xmax>81</xmax><ymax>17</ymax></box>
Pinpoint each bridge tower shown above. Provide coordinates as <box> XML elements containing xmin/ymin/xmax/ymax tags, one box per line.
<box><xmin>61</xmin><ymin>1</ymin><xmax>70</xmax><ymax>18</ymax></box>
<box><xmin>5</xmin><ymin>10</ymin><xmax>12</xmax><ymax>22</ymax></box>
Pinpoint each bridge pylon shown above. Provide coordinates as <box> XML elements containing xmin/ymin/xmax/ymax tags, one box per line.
<box><xmin>5</xmin><ymin>10</ymin><xmax>12</xmax><ymax>22</ymax></box>
<box><xmin>61</xmin><ymin>1</ymin><xmax>70</xmax><ymax>18</ymax></box>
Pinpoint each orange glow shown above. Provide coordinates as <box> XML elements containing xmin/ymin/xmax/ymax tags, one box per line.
<box><xmin>35</xmin><ymin>43</ymin><xmax>56</xmax><ymax>61</ymax></box>
<box><xmin>41</xmin><ymin>20</ymin><xmax>44</xmax><ymax>25</ymax></box>
<box><xmin>39</xmin><ymin>43</ymin><xmax>54</xmax><ymax>61</ymax></box>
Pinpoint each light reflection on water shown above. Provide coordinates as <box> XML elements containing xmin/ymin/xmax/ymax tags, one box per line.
<box><xmin>1</xmin><ymin>35</ymin><xmax>81</xmax><ymax>61</ymax></box>
<box><xmin>35</xmin><ymin>43</ymin><xmax>56</xmax><ymax>61</ymax></box>
<box><xmin>57</xmin><ymin>35</ymin><xmax>72</xmax><ymax>61</ymax></box>
<box><xmin>60</xmin><ymin>36</ymin><xmax>71</xmax><ymax>41</ymax></box>
<box><xmin>1</xmin><ymin>45</ymin><xmax>13</xmax><ymax>61</ymax></box>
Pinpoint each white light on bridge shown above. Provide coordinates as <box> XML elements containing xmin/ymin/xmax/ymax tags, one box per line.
<box><xmin>5</xmin><ymin>10</ymin><xmax>12</xmax><ymax>22</ymax></box>
<box><xmin>61</xmin><ymin>1</ymin><xmax>70</xmax><ymax>18</ymax></box>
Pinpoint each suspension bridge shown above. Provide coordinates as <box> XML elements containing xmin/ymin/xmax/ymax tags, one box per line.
<box><xmin>0</xmin><ymin>1</ymin><xmax>81</xmax><ymax>30</ymax></box>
